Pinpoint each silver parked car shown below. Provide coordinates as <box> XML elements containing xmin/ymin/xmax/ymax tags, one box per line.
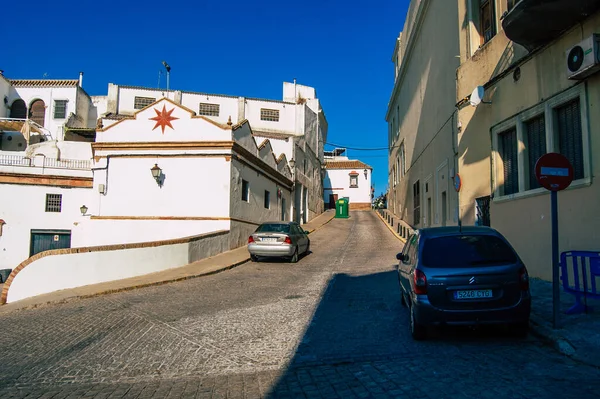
<box><xmin>396</xmin><ymin>226</ymin><xmax>531</xmax><ymax>340</ymax></box>
<box><xmin>248</xmin><ymin>222</ymin><xmax>310</xmax><ymax>263</ymax></box>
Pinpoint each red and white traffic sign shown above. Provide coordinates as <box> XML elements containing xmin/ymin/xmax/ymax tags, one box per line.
<box><xmin>535</xmin><ymin>153</ymin><xmax>574</xmax><ymax>192</ymax></box>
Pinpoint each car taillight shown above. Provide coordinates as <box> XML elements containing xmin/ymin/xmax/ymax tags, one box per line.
<box><xmin>519</xmin><ymin>266</ymin><xmax>529</xmax><ymax>291</ymax></box>
<box><xmin>284</xmin><ymin>236</ymin><xmax>292</xmax><ymax>244</ymax></box>
<box><xmin>248</xmin><ymin>236</ymin><xmax>254</xmax><ymax>244</ymax></box>
<box><xmin>413</xmin><ymin>269</ymin><xmax>427</xmax><ymax>295</ymax></box>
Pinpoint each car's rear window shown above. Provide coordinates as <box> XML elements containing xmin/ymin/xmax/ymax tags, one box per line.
<box><xmin>256</xmin><ymin>224</ymin><xmax>290</xmax><ymax>233</ymax></box>
<box><xmin>421</xmin><ymin>234</ymin><xmax>518</xmax><ymax>267</ymax></box>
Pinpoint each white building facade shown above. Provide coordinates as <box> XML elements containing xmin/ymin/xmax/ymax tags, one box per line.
<box><xmin>0</xmin><ymin>74</ymin><xmax>330</xmax><ymax>303</ymax></box>
<box><xmin>0</xmin><ymin>73</ymin><xmax>95</xmax><ymax>273</ymax></box>
<box><xmin>324</xmin><ymin>149</ymin><xmax>373</xmax><ymax>210</ymax></box>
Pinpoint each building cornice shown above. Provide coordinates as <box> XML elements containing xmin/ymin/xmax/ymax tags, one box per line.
<box><xmin>386</xmin><ymin>0</ymin><xmax>431</xmax><ymax>120</ymax></box>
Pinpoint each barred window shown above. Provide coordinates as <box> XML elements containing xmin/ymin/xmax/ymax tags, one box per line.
<box><xmin>260</xmin><ymin>108</ymin><xmax>280</xmax><ymax>122</ymax></box>
<box><xmin>524</xmin><ymin>115</ymin><xmax>546</xmax><ymax>190</ymax></box>
<box><xmin>134</xmin><ymin>96</ymin><xmax>155</xmax><ymax>110</ymax></box>
<box><xmin>53</xmin><ymin>100</ymin><xmax>67</xmax><ymax>119</ymax></box>
<box><xmin>480</xmin><ymin>0</ymin><xmax>496</xmax><ymax>45</ymax></box>
<box><xmin>498</xmin><ymin>128</ymin><xmax>519</xmax><ymax>195</ymax></box>
<box><xmin>556</xmin><ymin>98</ymin><xmax>584</xmax><ymax>180</ymax></box>
<box><xmin>199</xmin><ymin>103</ymin><xmax>220</xmax><ymax>117</ymax></box>
<box><xmin>45</xmin><ymin>194</ymin><xmax>62</xmax><ymax>212</ymax></box>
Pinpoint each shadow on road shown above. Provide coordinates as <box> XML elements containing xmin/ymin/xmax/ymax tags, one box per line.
<box><xmin>265</xmin><ymin>268</ymin><xmax>535</xmax><ymax>398</ymax></box>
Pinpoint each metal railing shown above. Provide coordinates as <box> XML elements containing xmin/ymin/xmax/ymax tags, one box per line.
<box><xmin>0</xmin><ymin>154</ymin><xmax>91</xmax><ymax>170</ymax></box>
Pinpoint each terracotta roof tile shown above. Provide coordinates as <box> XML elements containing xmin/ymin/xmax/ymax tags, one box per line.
<box><xmin>10</xmin><ymin>79</ymin><xmax>79</xmax><ymax>88</ymax></box>
<box><xmin>325</xmin><ymin>160</ymin><xmax>372</xmax><ymax>170</ymax></box>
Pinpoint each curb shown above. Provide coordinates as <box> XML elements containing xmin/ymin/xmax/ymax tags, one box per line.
<box><xmin>528</xmin><ymin>314</ymin><xmax>600</xmax><ymax>368</ymax></box>
<box><xmin>375</xmin><ymin>211</ymin><xmax>407</xmax><ymax>243</ymax></box>
<box><xmin>0</xmin><ymin>212</ymin><xmax>337</xmax><ymax>314</ymax></box>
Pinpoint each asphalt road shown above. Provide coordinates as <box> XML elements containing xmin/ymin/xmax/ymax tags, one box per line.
<box><xmin>0</xmin><ymin>211</ymin><xmax>598</xmax><ymax>398</ymax></box>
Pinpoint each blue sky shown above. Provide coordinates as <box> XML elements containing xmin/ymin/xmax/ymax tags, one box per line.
<box><xmin>3</xmin><ymin>0</ymin><xmax>410</xmax><ymax>195</ymax></box>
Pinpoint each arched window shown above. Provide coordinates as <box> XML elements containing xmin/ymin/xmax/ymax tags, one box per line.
<box><xmin>10</xmin><ymin>99</ymin><xmax>27</xmax><ymax>119</ymax></box>
<box><xmin>29</xmin><ymin>99</ymin><xmax>46</xmax><ymax>127</ymax></box>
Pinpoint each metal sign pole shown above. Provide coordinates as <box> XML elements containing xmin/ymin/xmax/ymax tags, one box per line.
<box><xmin>551</xmin><ymin>190</ymin><xmax>560</xmax><ymax>329</ymax></box>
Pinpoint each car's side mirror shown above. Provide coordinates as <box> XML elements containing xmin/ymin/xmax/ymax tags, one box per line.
<box><xmin>396</xmin><ymin>253</ymin><xmax>405</xmax><ymax>261</ymax></box>
<box><xmin>304</xmin><ymin>230</ymin><xmax>310</xmax><ymax>235</ymax></box>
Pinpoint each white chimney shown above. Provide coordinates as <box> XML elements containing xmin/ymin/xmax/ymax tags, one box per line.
<box><xmin>78</xmin><ymin>71</ymin><xmax>84</xmax><ymax>87</ymax></box>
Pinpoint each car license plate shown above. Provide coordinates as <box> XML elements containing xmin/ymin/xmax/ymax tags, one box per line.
<box><xmin>261</xmin><ymin>237</ymin><xmax>278</xmax><ymax>242</ymax></box>
<box><xmin>454</xmin><ymin>289</ymin><xmax>492</xmax><ymax>300</ymax></box>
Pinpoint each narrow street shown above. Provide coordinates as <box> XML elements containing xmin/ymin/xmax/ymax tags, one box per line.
<box><xmin>0</xmin><ymin>211</ymin><xmax>598</xmax><ymax>398</ymax></box>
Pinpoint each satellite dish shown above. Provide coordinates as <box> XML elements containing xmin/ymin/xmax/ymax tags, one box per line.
<box><xmin>469</xmin><ymin>85</ymin><xmax>491</xmax><ymax>106</ymax></box>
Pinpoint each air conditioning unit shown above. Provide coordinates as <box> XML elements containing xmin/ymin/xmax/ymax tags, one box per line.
<box><xmin>566</xmin><ymin>33</ymin><xmax>600</xmax><ymax>80</ymax></box>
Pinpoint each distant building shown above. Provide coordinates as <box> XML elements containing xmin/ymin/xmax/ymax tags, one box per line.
<box><xmin>323</xmin><ymin>148</ymin><xmax>373</xmax><ymax>210</ymax></box>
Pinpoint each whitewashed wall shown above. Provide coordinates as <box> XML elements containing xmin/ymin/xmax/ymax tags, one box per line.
<box><xmin>0</xmin><ymin>184</ymin><xmax>92</xmax><ymax>270</ymax></box>
<box><xmin>8</xmin><ymin>87</ymin><xmax>78</xmax><ymax>140</ymax></box>
<box><xmin>71</xmin><ymin>219</ymin><xmax>229</xmax><ymax>247</ymax></box>
<box><xmin>324</xmin><ymin>168</ymin><xmax>372</xmax><ymax>204</ymax></box>
<box><xmin>90</xmin><ymin>157</ymin><xmax>231</xmax><ymax>218</ymax></box>
<box><xmin>244</xmin><ymin>99</ymin><xmax>296</xmax><ymax>133</ymax></box>
<box><xmin>6</xmin><ymin>230</ymin><xmax>231</xmax><ymax>303</ymax></box>
<box><xmin>0</xmin><ymin>77</ymin><xmax>10</xmax><ymax>118</ymax></box>
<box><xmin>180</xmin><ymin>93</ymin><xmax>239</xmax><ymax>124</ymax></box>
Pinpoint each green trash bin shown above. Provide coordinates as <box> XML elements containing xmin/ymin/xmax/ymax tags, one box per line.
<box><xmin>335</xmin><ymin>198</ymin><xmax>349</xmax><ymax>218</ymax></box>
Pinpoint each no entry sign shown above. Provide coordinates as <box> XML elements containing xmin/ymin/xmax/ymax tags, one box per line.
<box><xmin>535</xmin><ymin>153</ymin><xmax>574</xmax><ymax>192</ymax></box>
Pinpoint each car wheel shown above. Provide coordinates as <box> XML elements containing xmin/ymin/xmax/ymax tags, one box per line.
<box><xmin>510</xmin><ymin>320</ymin><xmax>529</xmax><ymax>338</ymax></box>
<box><xmin>410</xmin><ymin>304</ymin><xmax>426</xmax><ymax>340</ymax></box>
<box><xmin>250</xmin><ymin>254</ymin><xmax>259</xmax><ymax>262</ymax></box>
<box><xmin>290</xmin><ymin>247</ymin><xmax>299</xmax><ymax>263</ymax></box>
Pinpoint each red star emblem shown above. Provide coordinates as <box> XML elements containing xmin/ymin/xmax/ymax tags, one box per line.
<box><xmin>149</xmin><ymin>105</ymin><xmax>179</xmax><ymax>134</ymax></box>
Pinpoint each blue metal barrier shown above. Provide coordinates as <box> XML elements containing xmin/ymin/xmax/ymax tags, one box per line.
<box><xmin>560</xmin><ymin>251</ymin><xmax>600</xmax><ymax>314</ymax></box>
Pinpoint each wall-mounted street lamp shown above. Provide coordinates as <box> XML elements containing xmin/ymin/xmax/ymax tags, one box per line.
<box><xmin>364</xmin><ymin>168</ymin><xmax>368</xmax><ymax>179</ymax></box>
<box><xmin>151</xmin><ymin>163</ymin><xmax>163</xmax><ymax>186</ymax></box>
<box><xmin>80</xmin><ymin>205</ymin><xmax>88</xmax><ymax>216</ymax></box>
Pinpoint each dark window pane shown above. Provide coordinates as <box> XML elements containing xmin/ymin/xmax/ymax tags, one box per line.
<box><xmin>556</xmin><ymin>98</ymin><xmax>584</xmax><ymax>180</ymax></box>
<box><xmin>53</xmin><ymin>100</ymin><xmax>67</xmax><ymax>119</ymax></box>
<box><xmin>242</xmin><ymin>180</ymin><xmax>249</xmax><ymax>201</ymax></box>
<box><xmin>525</xmin><ymin>115</ymin><xmax>546</xmax><ymax>190</ymax></box>
<box><xmin>498</xmin><ymin>128</ymin><xmax>519</xmax><ymax>195</ymax></box>
<box><xmin>422</xmin><ymin>234</ymin><xmax>518</xmax><ymax>268</ymax></box>
<box><xmin>256</xmin><ymin>224</ymin><xmax>290</xmax><ymax>233</ymax></box>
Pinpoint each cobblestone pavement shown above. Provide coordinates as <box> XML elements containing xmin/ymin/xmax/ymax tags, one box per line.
<box><xmin>0</xmin><ymin>211</ymin><xmax>599</xmax><ymax>398</ymax></box>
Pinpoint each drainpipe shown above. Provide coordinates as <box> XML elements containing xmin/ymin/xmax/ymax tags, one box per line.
<box><xmin>78</xmin><ymin>72</ymin><xmax>84</xmax><ymax>88</ymax></box>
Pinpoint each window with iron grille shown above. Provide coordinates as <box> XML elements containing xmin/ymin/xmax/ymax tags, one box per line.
<box><xmin>134</xmin><ymin>96</ymin><xmax>155</xmax><ymax>110</ymax></box>
<box><xmin>480</xmin><ymin>0</ymin><xmax>496</xmax><ymax>45</ymax></box>
<box><xmin>413</xmin><ymin>180</ymin><xmax>420</xmax><ymax>225</ymax></box>
<box><xmin>260</xmin><ymin>108</ymin><xmax>280</xmax><ymax>122</ymax></box>
<box><xmin>264</xmin><ymin>190</ymin><xmax>270</xmax><ymax>209</ymax></box>
<box><xmin>350</xmin><ymin>174</ymin><xmax>358</xmax><ymax>188</ymax></box>
<box><xmin>242</xmin><ymin>179</ymin><xmax>249</xmax><ymax>202</ymax></box>
<box><xmin>556</xmin><ymin>98</ymin><xmax>584</xmax><ymax>180</ymax></box>
<box><xmin>53</xmin><ymin>100</ymin><xmax>67</xmax><ymax>119</ymax></box>
<box><xmin>498</xmin><ymin>128</ymin><xmax>518</xmax><ymax>195</ymax></box>
<box><xmin>524</xmin><ymin>115</ymin><xmax>546</xmax><ymax>190</ymax></box>
<box><xmin>199</xmin><ymin>103</ymin><xmax>220</xmax><ymax>117</ymax></box>
<box><xmin>45</xmin><ymin>194</ymin><xmax>62</xmax><ymax>212</ymax></box>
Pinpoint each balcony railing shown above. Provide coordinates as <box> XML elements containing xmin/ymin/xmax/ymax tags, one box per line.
<box><xmin>0</xmin><ymin>154</ymin><xmax>91</xmax><ymax>170</ymax></box>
